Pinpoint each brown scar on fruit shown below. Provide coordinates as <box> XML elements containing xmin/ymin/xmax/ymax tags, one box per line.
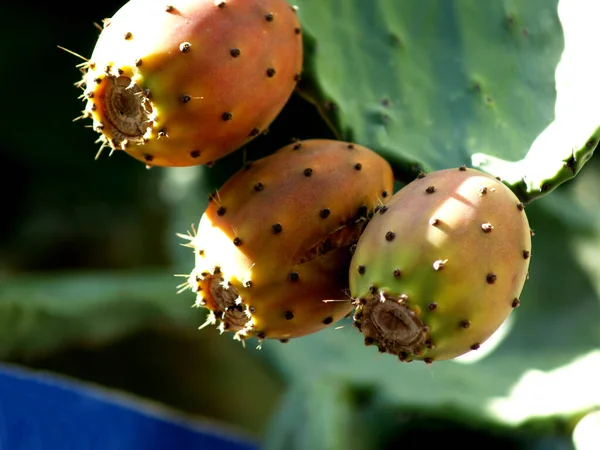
<box><xmin>354</xmin><ymin>292</ymin><xmax>428</xmax><ymax>357</ymax></box>
<box><xmin>297</xmin><ymin>216</ymin><xmax>369</xmax><ymax>265</ymax></box>
<box><xmin>90</xmin><ymin>75</ymin><xmax>155</xmax><ymax>149</ymax></box>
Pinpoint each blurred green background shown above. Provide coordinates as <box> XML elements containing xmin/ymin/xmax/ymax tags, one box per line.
<box><xmin>0</xmin><ymin>0</ymin><xmax>283</xmax><ymax>438</ymax></box>
<box><xmin>0</xmin><ymin>0</ymin><xmax>335</xmax><ymax>442</ymax></box>
<box><xmin>1</xmin><ymin>1</ymin><xmax>599</xmax><ymax>449</ymax></box>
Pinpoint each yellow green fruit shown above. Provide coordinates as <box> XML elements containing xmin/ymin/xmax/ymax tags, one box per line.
<box><xmin>350</xmin><ymin>167</ymin><xmax>532</xmax><ymax>362</ymax></box>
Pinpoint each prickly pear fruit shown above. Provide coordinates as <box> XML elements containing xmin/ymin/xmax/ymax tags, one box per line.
<box><xmin>349</xmin><ymin>167</ymin><xmax>532</xmax><ymax>363</ymax></box>
<box><xmin>77</xmin><ymin>0</ymin><xmax>303</xmax><ymax>167</ymax></box>
<box><xmin>179</xmin><ymin>139</ymin><xmax>394</xmax><ymax>343</ymax></box>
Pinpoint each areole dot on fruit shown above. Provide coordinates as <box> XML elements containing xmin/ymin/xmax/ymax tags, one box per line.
<box><xmin>349</xmin><ymin>167</ymin><xmax>532</xmax><ymax>363</ymax></box>
<box><xmin>177</xmin><ymin>139</ymin><xmax>394</xmax><ymax>345</ymax></box>
<box><xmin>75</xmin><ymin>0</ymin><xmax>303</xmax><ymax>167</ymax></box>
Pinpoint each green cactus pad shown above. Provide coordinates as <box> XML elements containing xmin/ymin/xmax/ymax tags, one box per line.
<box><xmin>471</xmin><ymin>0</ymin><xmax>600</xmax><ymax>202</ymax></box>
<box><xmin>294</xmin><ymin>0</ymin><xmax>598</xmax><ymax>201</ymax></box>
<box><xmin>0</xmin><ymin>272</ymin><xmax>198</xmax><ymax>358</ymax></box>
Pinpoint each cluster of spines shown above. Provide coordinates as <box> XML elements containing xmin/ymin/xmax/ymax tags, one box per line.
<box><xmin>177</xmin><ymin>227</ymin><xmax>349</xmax><ymax>348</ymax></box>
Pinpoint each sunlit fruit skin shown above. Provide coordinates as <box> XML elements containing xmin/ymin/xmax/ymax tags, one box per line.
<box><xmin>349</xmin><ymin>167</ymin><xmax>532</xmax><ymax>363</ymax></box>
<box><xmin>78</xmin><ymin>0</ymin><xmax>303</xmax><ymax>167</ymax></box>
<box><xmin>180</xmin><ymin>140</ymin><xmax>394</xmax><ymax>343</ymax></box>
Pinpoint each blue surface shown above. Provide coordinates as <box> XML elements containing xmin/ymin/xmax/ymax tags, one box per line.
<box><xmin>0</xmin><ymin>364</ymin><xmax>258</xmax><ymax>450</ymax></box>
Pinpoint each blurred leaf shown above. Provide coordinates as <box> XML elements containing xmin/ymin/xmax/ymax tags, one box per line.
<box><xmin>294</xmin><ymin>0</ymin><xmax>598</xmax><ymax>200</ymax></box>
<box><xmin>264</xmin><ymin>378</ymin><xmax>370</xmax><ymax>450</ymax></box>
<box><xmin>0</xmin><ymin>271</ymin><xmax>197</xmax><ymax>359</ymax></box>
<box><xmin>265</xmin><ymin>378</ymin><xmax>577</xmax><ymax>450</ymax></box>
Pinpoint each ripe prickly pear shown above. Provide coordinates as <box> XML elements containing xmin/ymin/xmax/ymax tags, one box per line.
<box><xmin>179</xmin><ymin>139</ymin><xmax>394</xmax><ymax>343</ymax></box>
<box><xmin>349</xmin><ymin>167</ymin><xmax>532</xmax><ymax>363</ymax></box>
<box><xmin>77</xmin><ymin>0</ymin><xmax>303</xmax><ymax>167</ymax></box>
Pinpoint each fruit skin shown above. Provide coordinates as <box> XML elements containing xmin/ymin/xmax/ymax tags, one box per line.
<box><xmin>78</xmin><ymin>0</ymin><xmax>303</xmax><ymax>167</ymax></box>
<box><xmin>179</xmin><ymin>139</ymin><xmax>394</xmax><ymax>343</ymax></box>
<box><xmin>349</xmin><ymin>167</ymin><xmax>532</xmax><ymax>362</ymax></box>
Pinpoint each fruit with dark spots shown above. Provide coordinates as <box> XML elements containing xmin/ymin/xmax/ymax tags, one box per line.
<box><xmin>179</xmin><ymin>139</ymin><xmax>394</xmax><ymax>342</ymax></box>
<box><xmin>78</xmin><ymin>0</ymin><xmax>303</xmax><ymax>167</ymax></box>
<box><xmin>350</xmin><ymin>167</ymin><xmax>531</xmax><ymax>362</ymax></box>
